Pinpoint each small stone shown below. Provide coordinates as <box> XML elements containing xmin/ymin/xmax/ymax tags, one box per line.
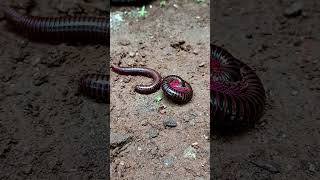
<box><xmin>147</xmin><ymin>128</ymin><xmax>159</xmax><ymax>138</ymax></box>
<box><xmin>191</xmin><ymin>142</ymin><xmax>199</xmax><ymax>148</ymax></box>
<box><xmin>308</xmin><ymin>163</ymin><xmax>316</xmax><ymax>172</ymax></box>
<box><xmin>173</xmin><ymin>4</ymin><xmax>179</xmax><ymax>9</ymax></box>
<box><xmin>193</xmin><ymin>50</ymin><xmax>199</xmax><ymax>55</ymax></box>
<box><xmin>183</xmin><ymin>146</ymin><xmax>197</xmax><ymax>160</ymax></box>
<box><xmin>163</xmin><ymin>117</ymin><xmax>177</xmax><ymax>128</ymax></box>
<box><xmin>198</xmin><ymin>62</ymin><xmax>205</xmax><ymax>67</ymax></box>
<box><xmin>291</xmin><ymin>90</ymin><xmax>299</xmax><ymax>96</ymax></box>
<box><xmin>110</xmin><ymin>132</ymin><xmax>132</xmax><ymax>149</ymax></box>
<box><xmin>119</xmin><ymin>39</ymin><xmax>131</xmax><ymax>46</ymax></box>
<box><xmin>158</xmin><ymin>104</ymin><xmax>167</xmax><ymax>114</ymax></box>
<box><xmin>284</xmin><ymin>1</ymin><xmax>303</xmax><ymax>18</ymax></box>
<box><xmin>129</xmin><ymin>52</ymin><xmax>135</xmax><ymax>58</ymax></box>
<box><xmin>163</xmin><ymin>155</ymin><xmax>176</xmax><ymax>167</ymax></box>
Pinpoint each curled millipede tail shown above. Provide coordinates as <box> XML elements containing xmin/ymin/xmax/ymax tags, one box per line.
<box><xmin>210</xmin><ymin>44</ymin><xmax>266</xmax><ymax>131</ymax></box>
<box><xmin>161</xmin><ymin>75</ymin><xmax>193</xmax><ymax>104</ymax></box>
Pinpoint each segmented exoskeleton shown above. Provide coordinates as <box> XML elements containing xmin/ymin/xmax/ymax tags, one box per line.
<box><xmin>210</xmin><ymin>44</ymin><xmax>266</xmax><ymax>131</ymax></box>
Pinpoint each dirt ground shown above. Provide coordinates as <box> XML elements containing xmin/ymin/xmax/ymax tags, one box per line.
<box><xmin>110</xmin><ymin>0</ymin><xmax>210</xmax><ymax>179</ymax></box>
<box><xmin>0</xmin><ymin>0</ymin><xmax>109</xmax><ymax>179</ymax></box>
<box><xmin>211</xmin><ymin>0</ymin><xmax>320</xmax><ymax>179</ymax></box>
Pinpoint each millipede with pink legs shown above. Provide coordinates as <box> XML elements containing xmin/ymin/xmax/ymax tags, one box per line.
<box><xmin>210</xmin><ymin>44</ymin><xmax>266</xmax><ymax>131</ymax></box>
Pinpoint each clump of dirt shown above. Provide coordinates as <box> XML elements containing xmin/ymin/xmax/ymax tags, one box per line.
<box><xmin>0</xmin><ymin>0</ymin><xmax>109</xmax><ymax>179</ymax></box>
<box><xmin>110</xmin><ymin>0</ymin><xmax>210</xmax><ymax>179</ymax></box>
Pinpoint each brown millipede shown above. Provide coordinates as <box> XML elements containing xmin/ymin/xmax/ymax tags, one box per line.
<box><xmin>111</xmin><ymin>64</ymin><xmax>162</xmax><ymax>94</ymax></box>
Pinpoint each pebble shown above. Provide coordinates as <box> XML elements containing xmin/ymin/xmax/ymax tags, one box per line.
<box><xmin>110</xmin><ymin>132</ymin><xmax>133</xmax><ymax>149</ymax></box>
<box><xmin>198</xmin><ymin>62</ymin><xmax>205</xmax><ymax>67</ymax></box>
<box><xmin>129</xmin><ymin>52</ymin><xmax>136</xmax><ymax>58</ymax></box>
<box><xmin>163</xmin><ymin>155</ymin><xmax>176</xmax><ymax>167</ymax></box>
<box><xmin>308</xmin><ymin>163</ymin><xmax>316</xmax><ymax>172</ymax></box>
<box><xmin>163</xmin><ymin>117</ymin><xmax>177</xmax><ymax>128</ymax></box>
<box><xmin>183</xmin><ymin>146</ymin><xmax>197</xmax><ymax>160</ymax></box>
<box><xmin>158</xmin><ymin>104</ymin><xmax>167</xmax><ymax>114</ymax></box>
<box><xmin>291</xmin><ymin>90</ymin><xmax>299</xmax><ymax>96</ymax></box>
<box><xmin>284</xmin><ymin>1</ymin><xmax>303</xmax><ymax>18</ymax></box>
<box><xmin>191</xmin><ymin>142</ymin><xmax>199</xmax><ymax>149</ymax></box>
<box><xmin>119</xmin><ymin>39</ymin><xmax>131</xmax><ymax>46</ymax></box>
<box><xmin>147</xmin><ymin>128</ymin><xmax>159</xmax><ymax>138</ymax></box>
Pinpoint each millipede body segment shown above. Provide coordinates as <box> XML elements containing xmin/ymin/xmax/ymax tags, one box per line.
<box><xmin>111</xmin><ymin>64</ymin><xmax>162</xmax><ymax>94</ymax></box>
<box><xmin>3</xmin><ymin>8</ymin><xmax>109</xmax><ymax>43</ymax></box>
<box><xmin>162</xmin><ymin>75</ymin><xmax>193</xmax><ymax>104</ymax></box>
<box><xmin>210</xmin><ymin>44</ymin><xmax>266</xmax><ymax>130</ymax></box>
<box><xmin>79</xmin><ymin>74</ymin><xmax>110</xmax><ymax>103</ymax></box>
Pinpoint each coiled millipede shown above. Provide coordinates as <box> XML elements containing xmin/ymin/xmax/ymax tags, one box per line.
<box><xmin>210</xmin><ymin>44</ymin><xmax>266</xmax><ymax>131</ymax></box>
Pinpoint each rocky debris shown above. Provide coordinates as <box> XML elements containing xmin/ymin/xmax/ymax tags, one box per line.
<box><xmin>158</xmin><ymin>104</ymin><xmax>167</xmax><ymax>114</ymax></box>
<box><xmin>110</xmin><ymin>132</ymin><xmax>133</xmax><ymax>149</ymax></box>
<box><xmin>163</xmin><ymin>155</ymin><xmax>176</xmax><ymax>167</ymax></box>
<box><xmin>183</xmin><ymin>146</ymin><xmax>197</xmax><ymax>160</ymax></box>
<box><xmin>147</xmin><ymin>128</ymin><xmax>159</xmax><ymax>139</ymax></box>
<box><xmin>170</xmin><ymin>40</ymin><xmax>192</xmax><ymax>52</ymax></box>
<box><xmin>32</xmin><ymin>72</ymin><xmax>49</xmax><ymax>86</ymax></box>
<box><xmin>198</xmin><ymin>62</ymin><xmax>205</xmax><ymax>67</ymax></box>
<box><xmin>128</xmin><ymin>51</ymin><xmax>135</xmax><ymax>58</ymax></box>
<box><xmin>163</xmin><ymin>117</ymin><xmax>177</xmax><ymax>128</ymax></box>
<box><xmin>284</xmin><ymin>1</ymin><xmax>303</xmax><ymax>18</ymax></box>
<box><xmin>118</xmin><ymin>39</ymin><xmax>131</xmax><ymax>46</ymax></box>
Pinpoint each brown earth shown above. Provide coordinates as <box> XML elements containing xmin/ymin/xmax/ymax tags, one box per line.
<box><xmin>211</xmin><ymin>0</ymin><xmax>320</xmax><ymax>179</ymax></box>
<box><xmin>110</xmin><ymin>0</ymin><xmax>210</xmax><ymax>179</ymax></box>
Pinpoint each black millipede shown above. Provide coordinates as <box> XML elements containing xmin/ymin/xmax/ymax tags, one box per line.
<box><xmin>79</xmin><ymin>74</ymin><xmax>110</xmax><ymax>103</ymax></box>
<box><xmin>210</xmin><ymin>44</ymin><xmax>266</xmax><ymax>132</ymax></box>
<box><xmin>3</xmin><ymin>7</ymin><xmax>109</xmax><ymax>43</ymax></box>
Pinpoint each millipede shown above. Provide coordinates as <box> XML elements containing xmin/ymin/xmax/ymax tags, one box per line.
<box><xmin>111</xmin><ymin>65</ymin><xmax>193</xmax><ymax>104</ymax></box>
<box><xmin>111</xmin><ymin>64</ymin><xmax>162</xmax><ymax>94</ymax></box>
<box><xmin>79</xmin><ymin>74</ymin><xmax>110</xmax><ymax>103</ymax></box>
<box><xmin>3</xmin><ymin>7</ymin><xmax>109</xmax><ymax>102</ymax></box>
<box><xmin>3</xmin><ymin>7</ymin><xmax>109</xmax><ymax>43</ymax></box>
<box><xmin>162</xmin><ymin>75</ymin><xmax>193</xmax><ymax>104</ymax></box>
<box><xmin>210</xmin><ymin>44</ymin><xmax>266</xmax><ymax>131</ymax></box>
